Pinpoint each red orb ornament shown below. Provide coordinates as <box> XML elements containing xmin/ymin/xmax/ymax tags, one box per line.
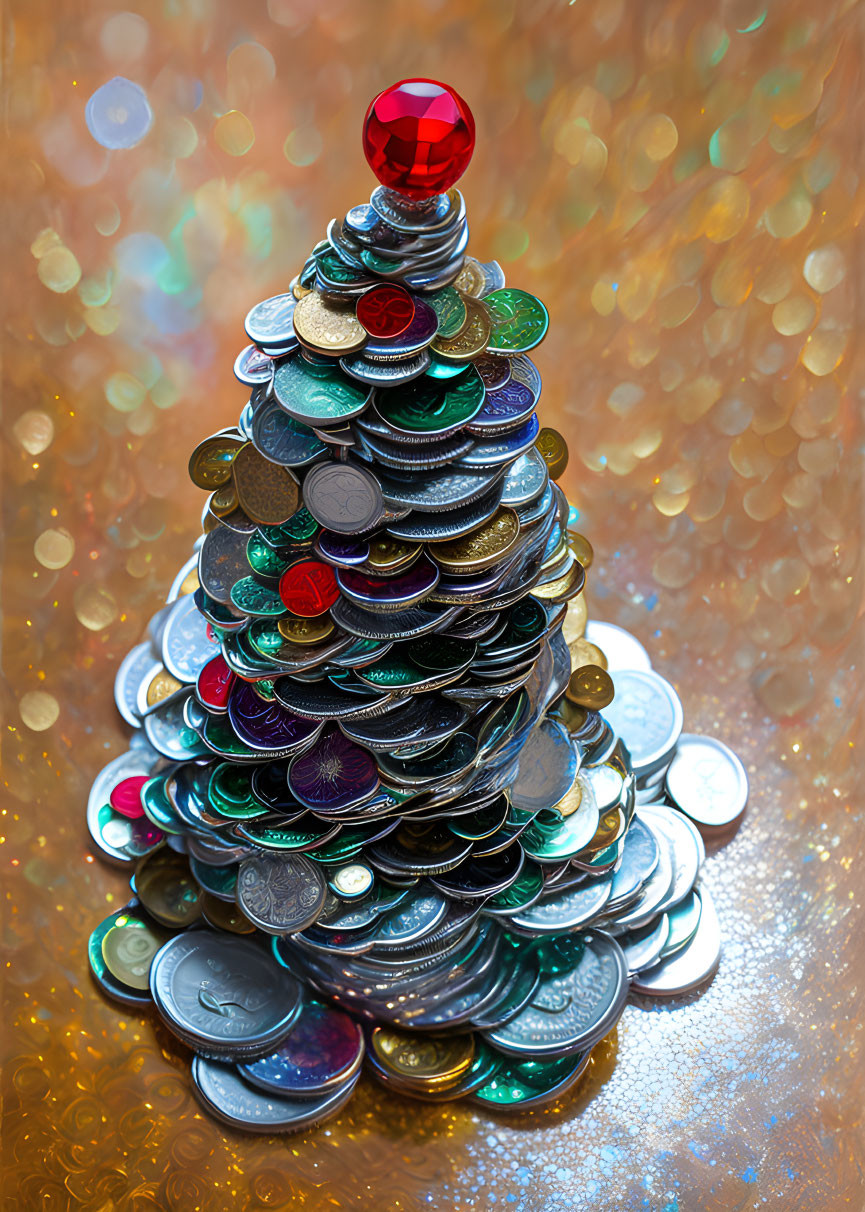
<box><xmin>362</xmin><ymin>79</ymin><xmax>475</xmax><ymax>201</ymax></box>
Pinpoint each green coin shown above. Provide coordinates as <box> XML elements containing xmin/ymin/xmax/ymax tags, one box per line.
<box><xmin>425</xmin><ymin>355</ymin><xmax>468</xmax><ymax>380</ymax></box>
<box><xmin>485</xmin><ymin>861</ymin><xmax>545</xmax><ymax>913</ymax></box>
<box><xmin>247</xmin><ymin>621</ymin><xmax>286</xmax><ymax>660</ymax></box>
<box><xmin>230</xmin><ymin>577</ymin><xmax>286</xmax><ymax>617</ymax></box>
<box><xmin>360</xmin><ymin>249</ymin><xmax>395</xmax><ymax>275</ymax></box>
<box><xmin>140</xmin><ymin>777</ymin><xmax>184</xmax><ymax>835</ymax></box>
<box><xmin>315</xmin><ymin>248</ymin><xmax>369</xmax><ymax>285</ymax></box>
<box><xmin>258</xmin><ymin>507</ymin><xmax>319</xmax><ymax>548</ymax></box>
<box><xmin>274</xmin><ymin>355</ymin><xmax>370</xmax><ymax>426</ymax></box>
<box><xmin>427</xmin><ymin>287</ymin><xmax>467</xmax><ymax>338</ymax></box>
<box><xmin>209</xmin><ymin>763</ymin><xmax>254</xmax><ymax>807</ymax></box>
<box><xmin>236</xmin><ymin>820</ymin><xmax>335</xmax><ymax>851</ymax></box>
<box><xmin>88</xmin><ymin>909</ymin><xmax>155</xmax><ymax>995</ymax></box>
<box><xmin>306</xmin><ymin>826</ymin><xmax>380</xmax><ymax>865</ymax></box>
<box><xmin>233</xmin><ymin>630</ymin><xmax>283</xmax><ymax>671</ymax></box>
<box><xmin>471</xmin><ymin>1052</ymin><xmax>583</xmax><ymax>1107</ymax></box>
<box><xmin>522</xmin><ymin>786</ymin><xmax>600</xmax><ymax>862</ymax></box>
<box><xmin>202</xmin><ymin>714</ymin><xmax>260</xmax><ymax>759</ymax></box>
<box><xmin>410</xmin><ymin>635</ymin><xmax>477</xmax><ymax>673</ymax></box>
<box><xmin>189</xmin><ymin>857</ymin><xmax>238</xmax><ymax>899</ymax></box>
<box><xmin>377</xmin><ymin>368</ymin><xmax>485</xmax><ymax>435</ymax></box>
<box><xmin>247</xmin><ymin>533</ymin><xmax>290</xmax><ymax>577</ymax></box>
<box><xmin>198</xmin><ymin>591</ymin><xmax>245</xmax><ymax>628</ymax></box>
<box><xmin>484</xmin><ymin>288</ymin><xmax>550</xmax><ymax>355</ymax></box>
<box><xmin>358</xmin><ymin>654</ymin><xmax>425</xmax><ymax>689</ymax></box>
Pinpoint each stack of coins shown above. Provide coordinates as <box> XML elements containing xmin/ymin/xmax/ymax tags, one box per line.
<box><xmin>85</xmin><ymin>80</ymin><xmax>747</xmax><ymax>1131</ymax></box>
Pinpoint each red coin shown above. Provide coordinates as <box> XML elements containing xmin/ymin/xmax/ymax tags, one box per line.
<box><xmin>362</xmin><ymin>79</ymin><xmax>475</xmax><ymax>200</ymax></box>
<box><xmin>279</xmin><ymin>559</ymin><xmax>339</xmax><ymax>617</ymax></box>
<box><xmin>197</xmin><ymin>654</ymin><xmax>235</xmax><ymax>712</ymax></box>
<box><xmin>109</xmin><ymin>775</ymin><xmax>149</xmax><ymax>820</ymax></box>
<box><xmin>356</xmin><ymin>285</ymin><xmax>416</xmax><ymax>340</ymax></box>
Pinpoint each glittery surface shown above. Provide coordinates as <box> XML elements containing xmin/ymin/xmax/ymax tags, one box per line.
<box><xmin>3</xmin><ymin>1</ymin><xmax>862</xmax><ymax>1208</ymax></box>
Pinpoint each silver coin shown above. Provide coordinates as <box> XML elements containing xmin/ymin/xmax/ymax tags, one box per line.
<box><xmin>237</xmin><ymin>853</ymin><xmax>327</xmax><ymax>935</ymax></box>
<box><xmin>199</xmin><ymin>524</ymin><xmax>252</xmax><ymax>606</ymax></box>
<box><xmin>584</xmin><ymin>621</ymin><xmax>652</xmax><ymax>673</ymax></box>
<box><xmin>303</xmin><ymin>461</ymin><xmax>384</xmax><ymax>534</ymax></box>
<box><xmin>191</xmin><ymin>1057</ymin><xmax>355</xmax><ymax>1134</ymax></box>
<box><xmin>374</xmin><ymin>889</ymin><xmax>448</xmax><ymax>947</ymax></box>
<box><xmin>630</xmin><ymin>885</ymin><xmax>721</xmax><ymax>996</ymax></box>
<box><xmin>340</xmin><ymin>350</ymin><xmax>431</xmax><ymax>385</ymax></box>
<box><xmin>87</xmin><ymin>747</ymin><xmax>161</xmax><ymax>864</ymax></box>
<box><xmin>244</xmin><ymin>292</ymin><xmax>298</xmax><ymax>348</ymax></box>
<box><xmin>659</xmin><ymin>889</ymin><xmax>703</xmax><ymax>959</ymax></box>
<box><xmin>252</xmin><ymin>398</ymin><xmax>327</xmax><ymax>468</ymax></box>
<box><xmin>161</xmin><ymin>593</ymin><xmax>219</xmax><ymax>684</ymax></box>
<box><xmin>150</xmin><ymin>932</ymin><xmax>303</xmax><ymax>1053</ymax></box>
<box><xmin>605</xmin><ymin>817</ymin><xmax>674</xmax><ymax>932</ymax></box>
<box><xmin>483</xmin><ymin>931</ymin><xmax>629</xmax><ymax>1058</ymax></box>
<box><xmin>508</xmin><ymin>873</ymin><xmax>613</xmax><ymax>934</ymax></box>
<box><xmin>600</xmin><ymin>669</ymin><xmax>683</xmax><ymax>778</ymax></box>
<box><xmin>665</xmin><ymin>733</ymin><xmax>749</xmax><ymax>829</ymax></box>
<box><xmin>340</xmin><ymin>694</ymin><xmax>468</xmax><ymax>752</ymax></box>
<box><xmin>378</xmin><ymin>464</ymin><xmax>504</xmax><ymax>514</ymax></box>
<box><xmin>637</xmin><ymin>803</ymin><xmax>701</xmax><ymax>918</ymax></box>
<box><xmin>620</xmin><ymin>915</ymin><xmax>670</xmax><ymax>976</ymax></box>
<box><xmin>113</xmin><ymin>641</ymin><xmax>153</xmax><ymax>728</ymax></box>
<box><xmin>499</xmin><ymin>449</ymin><xmax>549</xmax><ymax>507</ymax></box>
<box><xmin>511</xmin><ymin>718</ymin><xmax>578</xmax><ymax>814</ymax></box>
<box><xmin>606</xmin><ymin>815</ymin><xmax>660</xmax><ymax>908</ymax></box>
<box><xmin>143</xmin><ymin>696</ymin><xmax>210</xmax><ymax>762</ymax></box>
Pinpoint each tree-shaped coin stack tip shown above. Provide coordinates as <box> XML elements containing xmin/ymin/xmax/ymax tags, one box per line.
<box><xmin>88</xmin><ymin>80</ymin><xmax>747</xmax><ymax>1130</ymax></box>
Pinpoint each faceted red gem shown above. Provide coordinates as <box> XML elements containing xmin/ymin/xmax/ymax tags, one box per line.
<box><xmin>356</xmin><ymin>284</ymin><xmax>416</xmax><ymax>339</ymax></box>
<box><xmin>362</xmin><ymin>79</ymin><xmax>475</xmax><ymax>200</ymax></box>
<box><xmin>197</xmin><ymin>654</ymin><xmax>235</xmax><ymax>711</ymax></box>
<box><xmin>109</xmin><ymin>775</ymin><xmax>149</xmax><ymax>820</ymax></box>
<box><xmin>279</xmin><ymin>559</ymin><xmax>339</xmax><ymax>617</ymax></box>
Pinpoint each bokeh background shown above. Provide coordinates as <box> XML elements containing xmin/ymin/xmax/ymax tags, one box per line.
<box><xmin>2</xmin><ymin>0</ymin><xmax>863</xmax><ymax>1208</ymax></box>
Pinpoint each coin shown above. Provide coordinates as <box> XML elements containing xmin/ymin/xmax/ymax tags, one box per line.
<box><xmin>292</xmin><ymin>290</ymin><xmax>368</xmax><ymax>355</ymax></box>
<box><xmin>371</xmin><ymin>1028</ymin><xmax>474</xmax><ymax>1090</ymax></box>
<box><xmin>245</xmin><ymin>292</ymin><xmax>299</xmax><ymax>347</ymax></box>
<box><xmin>188</xmin><ymin>433</ymin><xmax>244</xmax><ymax>490</ymax></box>
<box><xmin>161</xmin><ymin>593</ymin><xmax>219</xmax><ymax>684</ymax></box>
<box><xmin>288</xmin><ymin>726</ymin><xmax>380</xmax><ymax>810</ymax></box>
<box><xmin>484</xmin><ymin>288</ymin><xmax>549</xmax><ymax>354</ymax></box>
<box><xmin>101</xmin><ymin>913</ymin><xmax>169</xmax><ymax>990</ymax></box>
<box><xmin>252</xmin><ymin>399</ymin><xmax>327</xmax><ymax>468</ymax></box>
<box><xmin>274</xmin><ymin>356</ymin><xmax>371</xmax><ymax>428</ymax></box>
<box><xmin>89</xmin><ymin>906</ymin><xmax>154</xmax><ymax>1008</ymax></box>
<box><xmin>136</xmin><ymin>848</ymin><xmax>204</xmax><ymax>927</ymax></box>
<box><xmin>303</xmin><ymin>461</ymin><xmax>384</xmax><ymax>534</ymax></box>
<box><xmin>630</xmin><ymin>886</ymin><xmax>721</xmax><ymax>996</ymax></box>
<box><xmin>240</xmin><ymin>1000</ymin><xmax>365</xmax><ymax>1096</ymax></box>
<box><xmin>566</xmin><ymin>664</ymin><xmax>615</xmax><ymax>710</ymax></box>
<box><xmin>279</xmin><ymin>559</ymin><xmax>339</xmax><ymax>617</ymax></box>
<box><xmin>191</xmin><ymin>1056</ymin><xmax>358</xmax><ymax>1133</ymax></box>
<box><xmin>584</xmin><ymin>620</ymin><xmax>652</xmax><ymax>673</ymax></box>
<box><xmin>535</xmin><ymin>427</ymin><xmax>569</xmax><ymax>480</ymax></box>
<box><xmin>113</xmin><ymin>642</ymin><xmax>153</xmax><ymax>728</ymax></box>
<box><xmin>376</xmin><ymin>367</ymin><xmax>485</xmax><ymax>436</ymax></box>
<box><xmin>511</xmin><ymin>719</ymin><xmax>578</xmax><ymax>814</ymax></box>
<box><xmin>237</xmin><ymin>853</ymin><xmax>327</xmax><ymax>935</ymax></box>
<box><xmin>356</xmin><ymin>283</ymin><xmax>415</xmax><ymax>338</ymax></box>
<box><xmin>430</xmin><ymin>294</ymin><xmax>490</xmax><ymax>362</ymax></box>
<box><xmin>232</xmin><ymin>443</ymin><xmax>300</xmax><ymax>526</ymax></box>
<box><xmin>600</xmin><ymin>670</ymin><xmax>683</xmax><ymax>778</ymax></box>
<box><xmin>665</xmin><ymin>734</ymin><xmax>749</xmax><ymax>830</ymax></box>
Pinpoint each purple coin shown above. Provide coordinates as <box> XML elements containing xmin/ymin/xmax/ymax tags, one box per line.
<box><xmin>336</xmin><ymin>554</ymin><xmax>439</xmax><ymax>609</ymax></box>
<box><xmin>363</xmin><ymin>298</ymin><xmax>438</xmax><ymax>359</ymax></box>
<box><xmin>288</xmin><ymin>727</ymin><xmax>379</xmax><ymax>810</ymax></box>
<box><xmin>238</xmin><ymin>1001</ymin><xmax>364</xmax><ymax>1096</ymax></box>
<box><xmin>467</xmin><ymin>379</ymin><xmax>536</xmax><ymax>435</ymax></box>
<box><xmin>315</xmin><ymin>532</ymin><xmax>371</xmax><ymax>567</ymax></box>
<box><xmin>228</xmin><ymin>680</ymin><xmax>321</xmax><ymax>753</ymax></box>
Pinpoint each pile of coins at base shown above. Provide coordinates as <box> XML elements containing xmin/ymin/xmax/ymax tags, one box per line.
<box><xmin>86</xmin><ymin>81</ymin><xmax>748</xmax><ymax>1132</ymax></box>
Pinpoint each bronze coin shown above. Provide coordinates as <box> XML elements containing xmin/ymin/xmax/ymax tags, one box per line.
<box><xmin>535</xmin><ymin>427</ymin><xmax>569</xmax><ymax>480</ymax></box>
<box><xmin>566</xmin><ymin>664</ymin><xmax>615</xmax><ymax>710</ymax></box>
<box><xmin>232</xmin><ymin>443</ymin><xmax>300</xmax><ymax>526</ymax></box>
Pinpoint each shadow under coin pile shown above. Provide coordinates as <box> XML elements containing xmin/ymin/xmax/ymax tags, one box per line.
<box><xmin>85</xmin><ymin>80</ymin><xmax>747</xmax><ymax>1132</ymax></box>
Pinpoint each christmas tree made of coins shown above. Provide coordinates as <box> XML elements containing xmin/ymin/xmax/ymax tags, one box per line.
<box><xmin>87</xmin><ymin>81</ymin><xmax>725</xmax><ymax>1126</ymax></box>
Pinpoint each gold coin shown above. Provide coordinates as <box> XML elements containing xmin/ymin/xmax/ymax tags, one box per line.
<box><xmin>201</xmin><ymin>893</ymin><xmax>256</xmax><ymax>934</ymax></box>
<box><xmin>372</xmin><ymin>1028</ymin><xmax>474</xmax><ymax>1089</ymax></box>
<box><xmin>365</xmin><ymin>535</ymin><xmax>422</xmax><ymax>573</ymax></box>
<box><xmin>453</xmin><ymin>257</ymin><xmax>486</xmax><ymax>299</ymax></box>
<box><xmin>178</xmin><ymin>565</ymin><xmax>200</xmax><ymax>596</ymax></box>
<box><xmin>429</xmin><ymin>507</ymin><xmax>520</xmax><ymax>573</ymax></box>
<box><xmin>277</xmin><ymin>612</ymin><xmax>335</xmax><ymax>646</ymax></box>
<box><xmin>567</xmin><ymin>530</ymin><xmax>594</xmax><ymax>570</ymax></box>
<box><xmin>567</xmin><ymin>638</ymin><xmax>608</xmax><ymax>672</ymax></box>
<box><xmin>540</xmin><ymin>536</ymin><xmax>569</xmax><ymax>573</ymax></box>
<box><xmin>562</xmin><ymin>595</ymin><xmax>588</xmax><ymax>646</ymax></box>
<box><xmin>101</xmin><ymin>915</ymin><xmax>168</xmax><ymax>990</ymax></box>
<box><xmin>232</xmin><ymin>443</ymin><xmax>300</xmax><ymax>526</ymax></box>
<box><xmin>135</xmin><ymin>849</ymin><xmax>204</xmax><ymax>928</ymax></box>
<box><xmin>584</xmin><ymin>806</ymin><xmax>627</xmax><ymax>854</ymax></box>
<box><xmin>552</xmin><ymin>778</ymin><xmax>583</xmax><ymax>820</ymax></box>
<box><xmin>145</xmin><ymin>668</ymin><xmax>184</xmax><ymax>708</ymax></box>
<box><xmin>535</xmin><ymin>427</ymin><xmax>570</xmax><ymax>481</ymax></box>
<box><xmin>292</xmin><ymin>290</ymin><xmax>367</xmax><ymax>355</ymax></box>
<box><xmin>558</xmin><ymin>697</ymin><xmax>589</xmax><ymax>734</ymax></box>
<box><xmin>188</xmin><ymin>434</ymin><xmax>244</xmax><ymax>489</ymax></box>
<box><xmin>291</xmin><ymin>277</ymin><xmax>312</xmax><ymax>300</ymax></box>
<box><xmin>532</xmin><ymin>559</ymin><xmax>584</xmax><ymax>602</ymax></box>
<box><xmin>566</xmin><ymin>664</ymin><xmax>615</xmax><ymax>710</ymax></box>
<box><xmin>210</xmin><ymin>481</ymin><xmax>238</xmax><ymax>517</ymax></box>
<box><xmin>430</xmin><ymin>295</ymin><xmax>490</xmax><ymax>362</ymax></box>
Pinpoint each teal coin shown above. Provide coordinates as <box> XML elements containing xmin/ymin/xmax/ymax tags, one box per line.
<box><xmin>659</xmin><ymin>889</ymin><xmax>702</xmax><ymax>958</ymax></box>
<box><xmin>356</xmin><ymin>653</ymin><xmax>425</xmax><ymax>689</ymax></box>
<box><xmin>247</xmin><ymin>533</ymin><xmax>290</xmax><ymax>577</ymax></box>
<box><xmin>470</xmin><ymin>1051</ymin><xmax>588</xmax><ymax>1108</ymax></box>
<box><xmin>230</xmin><ymin>576</ymin><xmax>286</xmax><ymax>617</ymax></box>
<box><xmin>209</xmin><ymin>763</ymin><xmax>255</xmax><ymax>807</ymax></box>
<box><xmin>236</xmin><ymin>819</ymin><xmax>339</xmax><ymax>852</ymax></box>
<box><xmin>189</xmin><ymin>857</ymin><xmax>238</xmax><ymax>900</ymax></box>
<box><xmin>427</xmin><ymin>287</ymin><xmax>467</xmax><ymax>338</ymax></box>
<box><xmin>360</xmin><ymin>248</ymin><xmax>394</xmax><ymax>275</ymax></box>
<box><xmin>425</xmin><ymin>355</ymin><xmax>468</xmax><ymax>380</ymax></box>
<box><xmin>306</xmin><ymin>826</ymin><xmax>381</xmax><ymax>865</ymax></box>
<box><xmin>140</xmin><ymin>777</ymin><xmax>184</xmax><ymax>835</ymax></box>
<box><xmin>248</xmin><ymin>620</ymin><xmax>286</xmax><ymax>660</ymax></box>
<box><xmin>376</xmin><ymin>367</ymin><xmax>485</xmax><ymax>435</ymax></box>
<box><xmin>484</xmin><ymin>861</ymin><xmax>545</xmax><ymax>915</ymax></box>
<box><xmin>88</xmin><ymin>908</ymin><xmax>154</xmax><ymax>1007</ymax></box>
<box><xmin>274</xmin><ymin>356</ymin><xmax>370</xmax><ymax>426</ymax></box>
<box><xmin>521</xmin><ymin>796</ymin><xmax>599</xmax><ymax>863</ymax></box>
<box><xmin>258</xmin><ymin>507</ymin><xmax>320</xmax><ymax>548</ymax></box>
<box><xmin>315</xmin><ymin>248</ymin><xmax>370</xmax><ymax>286</ymax></box>
<box><xmin>201</xmin><ymin>714</ymin><xmax>261</xmax><ymax>759</ymax></box>
<box><xmin>484</xmin><ymin>288</ymin><xmax>550</xmax><ymax>355</ymax></box>
<box><xmin>410</xmin><ymin>635</ymin><xmax>477</xmax><ymax>673</ymax></box>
